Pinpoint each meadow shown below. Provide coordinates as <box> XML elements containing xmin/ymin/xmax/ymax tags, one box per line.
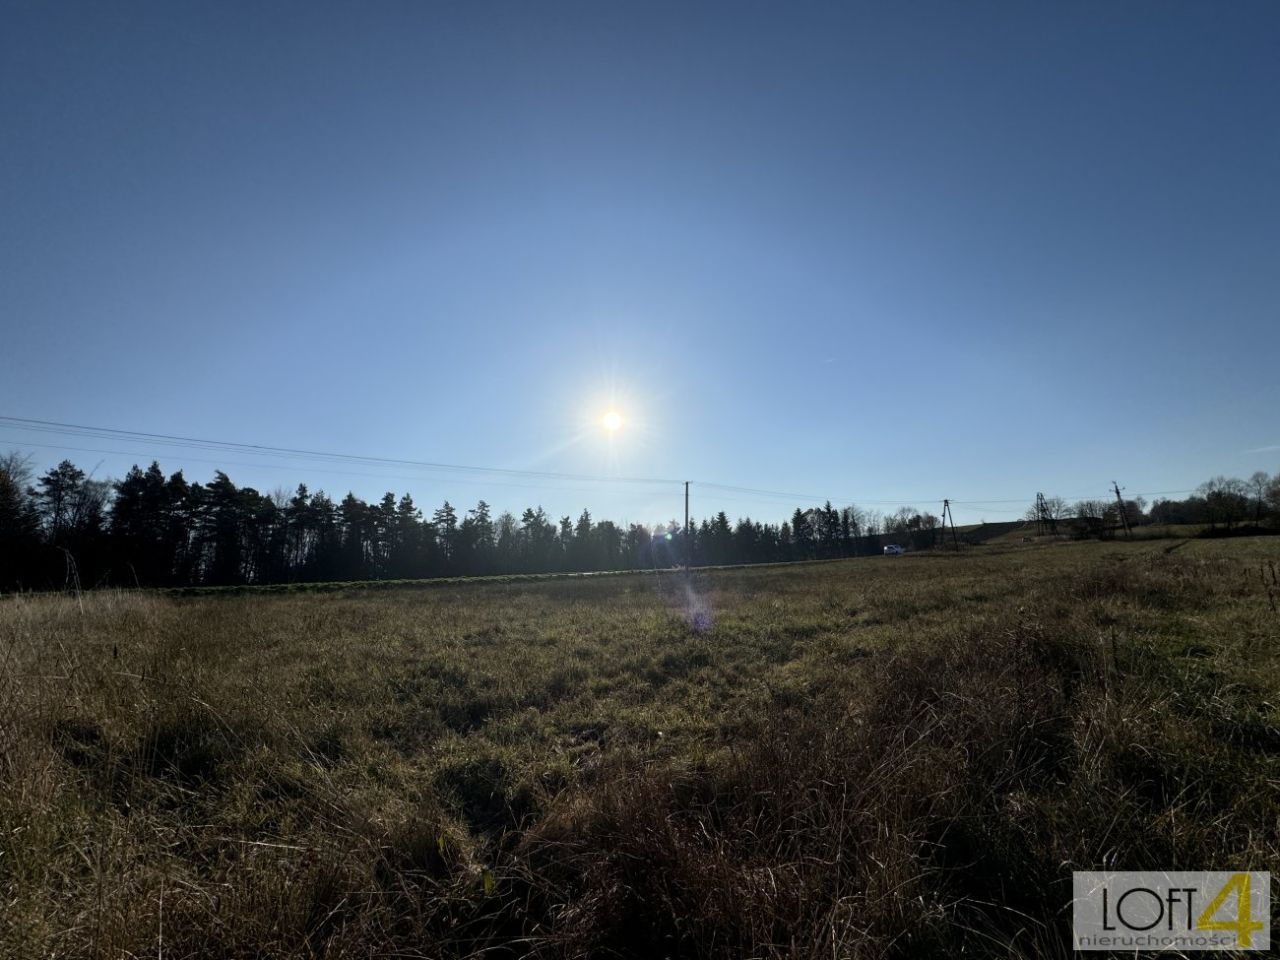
<box><xmin>2</xmin><ymin>538</ymin><xmax>1278</xmax><ymax>958</ymax></box>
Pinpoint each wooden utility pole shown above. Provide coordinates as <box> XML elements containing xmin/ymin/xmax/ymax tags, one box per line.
<box><xmin>941</xmin><ymin>499</ymin><xmax>960</xmax><ymax>550</ymax></box>
<box><xmin>1112</xmin><ymin>481</ymin><xmax>1132</xmax><ymax>538</ymax></box>
<box><xmin>1036</xmin><ymin>492</ymin><xmax>1057</xmax><ymax>537</ymax></box>
<box><xmin>684</xmin><ymin>481</ymin><xmax>690</xmax><ymax>570</ymax></box>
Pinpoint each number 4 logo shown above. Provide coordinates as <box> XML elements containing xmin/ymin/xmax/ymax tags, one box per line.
<box><xmin>1196</xmin><ymin>873</ymin><xmax>1265</xmax><ymax>948</ymax></box>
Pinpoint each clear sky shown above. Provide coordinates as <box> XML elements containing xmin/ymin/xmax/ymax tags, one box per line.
<box><xmin>3</xmin><ymin>1</ymin><xmax>1278</xmax><ymax>527</ymax></box>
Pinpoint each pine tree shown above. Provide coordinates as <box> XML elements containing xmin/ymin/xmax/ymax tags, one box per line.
<box><xmin>0</xmin><ymin>453</ymin><xmax>39</xmax><ymax>589</ymax></box>
<box><xmin>432</xmin><ymin>501</ymin><xmax>458</xmax><ymax>567</ymax></box>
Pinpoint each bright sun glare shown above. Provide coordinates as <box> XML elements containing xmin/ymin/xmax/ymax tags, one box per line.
<box><xmin>601</xmin><ymin>410</ymin><xmax>623</xmax><ymax>432</ymax></box>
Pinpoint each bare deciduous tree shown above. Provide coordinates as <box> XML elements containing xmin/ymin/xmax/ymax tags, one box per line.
<box><xmin>1248</xmin><ymin>471</ymin><xmax>1270</xmax><ymax>525</ymax></box>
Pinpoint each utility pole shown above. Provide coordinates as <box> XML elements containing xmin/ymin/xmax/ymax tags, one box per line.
<box><xmin>1112</xmin><ymin>481</ymin><xmax>1132</xmax><ymax>539</ymax></box>
<box><xmin>1036</xmin><ymin>492</ymin><xmax>1057</xmax><ymax>537</ymax></box>
<box><xmin>941</xmin><ymin>498</ymin><xmax>959</xmax><ymax>551</ymax></box>
<box><xmin>684</xmin><ymin>481</ymin><xmax>690</xmax><ymax>570</ymax></box>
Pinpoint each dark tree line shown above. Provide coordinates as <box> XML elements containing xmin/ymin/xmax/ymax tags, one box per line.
<box><xmin>7</xmin><ymin>454</ymin><xmax>1273</xmax><ymax>592</ymax></box>
<box><xmin>1148</xmin><ymin>473</ymin><xmax>1279</xmax><ymax>531</ymax></box>
<box><xmin>0</xmin><ymin>455</ymin><xmax>942</xmax><ymax>591</ymax></box>
<box><xmin>1035</xmin><ymin>471</ymin><xmax>1280</xmax><ymax>537</ymax></box>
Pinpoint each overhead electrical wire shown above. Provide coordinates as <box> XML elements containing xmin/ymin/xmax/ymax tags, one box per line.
<box><xmin>0</xmin><ymin>438</ymin><xmax>680</xmax><ymax>499</ymax></box>
<box><xmin>0</xmin><ymin>414</ymin><xmax>1200</xmax><ymax>511</ymax></box>
<box><xmin>0</xmin><ymin>415</ymin><xmax>682</xmax><ymax>486</ymax></box>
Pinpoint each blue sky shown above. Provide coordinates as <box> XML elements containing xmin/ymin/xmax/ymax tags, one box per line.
<box><xmin>2</xmin><ymin>1</ymin><xmax>1277</xmax><ymax>526</ymax></box>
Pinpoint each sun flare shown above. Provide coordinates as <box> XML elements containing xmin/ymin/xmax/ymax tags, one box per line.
<box><xmin>601</xmin><ymin>410</ymin><xmax>623</xmax><ymax>432</ymax></box>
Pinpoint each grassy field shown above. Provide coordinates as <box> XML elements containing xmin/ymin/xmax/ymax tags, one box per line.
<box><xmin>2</xmin><ymin>539</ymin><xmax>1278</xmax><ymax>958</ymax></box>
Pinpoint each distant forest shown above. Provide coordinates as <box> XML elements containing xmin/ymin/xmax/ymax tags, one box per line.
<box><xmin>1</xmin><ymin>453</ymin><xmax>1276</xmax><ymax>591</ymax></box>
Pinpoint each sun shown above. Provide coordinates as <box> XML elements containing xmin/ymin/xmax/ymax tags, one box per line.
<box><xmin>601</xmin><ymin>410</ymin><xmax>623</xmax><ymax>432</ymax></box>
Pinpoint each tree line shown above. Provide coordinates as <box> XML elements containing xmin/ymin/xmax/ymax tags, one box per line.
<box><xmin>1030</xmin><ymin>471</ymin><xmax>1280</xmax><ymax>536</ymax></box>
<box><xmin>3</xmin><ymin>454</ymin><xmax>1276</xmax><ymax>592</ymax></box>
<box><xmin>0</xmin><ymin>455</ymin><xmax>947</xmax><ymax>591</ymax></box>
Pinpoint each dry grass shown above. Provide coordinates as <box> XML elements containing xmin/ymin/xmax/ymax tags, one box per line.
<box><xmin>2</xmin><ymin>539</ymin><xmax>1278</xmax><ymax>958</ymax></box>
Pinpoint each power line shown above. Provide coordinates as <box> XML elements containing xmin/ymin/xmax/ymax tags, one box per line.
<box><xmin>3</xmin><ymin>416</ymin><xmax>960</xmax><ymax>505</ymax></box>
<box><xmin>0</xmin><ymin>414</ymin><xmax>1205</xmax><ymax>514</ymax></box>
<box><xmin>693</xmin><ymin>481</ymin><xmax>911</xmax><ymax>506</ymax></box>
<box><xmin>0</xmin><ymin>415</ymin><xmax>681</xmax><ymax>486</ymax></box>
<box><xmin>0</xmin><ymin>438</ymin><xmax>682</xmax><ymax>499</ymax></box>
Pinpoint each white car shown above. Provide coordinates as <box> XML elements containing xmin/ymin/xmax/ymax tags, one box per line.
<box><xmin>883</xmin><ymin>544</ymin><xmax>904</xmax><ymax>556</ymax></box>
